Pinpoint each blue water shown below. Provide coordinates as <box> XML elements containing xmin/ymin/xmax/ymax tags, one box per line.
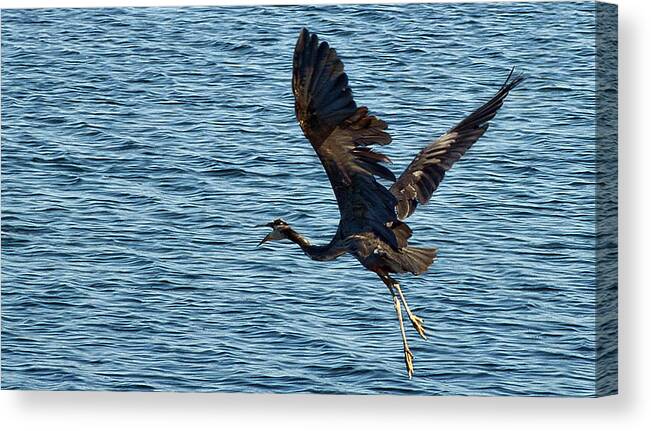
<box><xmin>2</xmin><ymin>2</ymin><xmax>602</xmax><ymax>395</ymax></box>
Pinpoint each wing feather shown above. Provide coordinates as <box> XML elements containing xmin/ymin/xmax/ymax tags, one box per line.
<box><xmin>293</xmin><ymin>28</ymin><xmax>400</xmax><ymax>248</ymax></box>
<box><xmin>390</xmin><ymin>70</ymin><xmax>524</xmax><ymax>219</ymax></box>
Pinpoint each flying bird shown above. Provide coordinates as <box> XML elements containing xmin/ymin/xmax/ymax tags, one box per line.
<box><xmin>258</xmin><ymin>28</ymin><xmax>523</xmax><ymax>378</ymax></box>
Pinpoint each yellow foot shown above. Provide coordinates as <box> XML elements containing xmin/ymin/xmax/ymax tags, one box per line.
<box><xmin>404</xmin><ymin>348</ymin><xmax>414</xmax><ymax>379</ymax></box>
<box><xmin>410</xmin><ymin>314</ymin><xmax>427</xmax><ymax>340</ymax></box>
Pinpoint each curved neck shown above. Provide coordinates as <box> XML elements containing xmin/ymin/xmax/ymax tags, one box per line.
<box><xmin>284</xmin><ymin>225</ymin><xmax>345</xmax><ymax>261</ymax></box>
<box><xmin>284</xmin><ymin>226</ymin><xmax>311</xmax><ymax>250</ymax></box>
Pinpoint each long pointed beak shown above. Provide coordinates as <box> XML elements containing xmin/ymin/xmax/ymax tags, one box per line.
<box><xmin>257</xmin><ymin>233</ymin><xmax>273</xmax><ymax>247</ymax></box>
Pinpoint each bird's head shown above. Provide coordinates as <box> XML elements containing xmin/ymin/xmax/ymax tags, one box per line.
<box><xmin>257</xmin><ymin>218</ymin><xmax>291</xmax><ymax>246</ymax></box>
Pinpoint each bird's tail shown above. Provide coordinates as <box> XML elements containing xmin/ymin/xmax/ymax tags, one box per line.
<box><xmin>399</xmin><ymin>246</ymin><xmax>438</xmax><ymax>276</ymax></box>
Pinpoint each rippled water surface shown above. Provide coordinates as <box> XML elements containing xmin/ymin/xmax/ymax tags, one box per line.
<box><xmin>3</xmin><ymin>2</ymin><xmax>602</xmax><ymax>395</ymax></box>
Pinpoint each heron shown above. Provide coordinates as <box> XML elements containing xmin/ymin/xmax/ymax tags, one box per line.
<box><xmin>258</xmin><ymin>28</ymin><xmax>524</xmax><ymax>378</ymax></box>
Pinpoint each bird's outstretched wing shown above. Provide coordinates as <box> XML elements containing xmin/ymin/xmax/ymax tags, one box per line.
<box><xmin>293</xmin><ymin>28</ymin><xmax>401</xmax><ymax>248</ymax></box>
<box><xmin>390</xmin><ymin>70</ymin><xmax>524</xmax><ymax>220</ymax></box>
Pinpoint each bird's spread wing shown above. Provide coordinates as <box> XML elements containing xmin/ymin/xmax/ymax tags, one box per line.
<box><xmin>293</xmin><ymin>28</ymin><xmax>401</xmax><ymax>249</ymax></box>
<box><xmin>390</xmin><ymin>70</ymin><xmax>525</xmax><ymax>220</ymax></box>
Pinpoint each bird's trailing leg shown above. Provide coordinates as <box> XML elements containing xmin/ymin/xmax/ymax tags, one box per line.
<box><xmin>379</xmin><ymin>271</ymin><xmax>422</xmax><ymax>378</ymax></box>
<box><xmin>393</xmin><ymin>281</ymin><xmax>427</xmax><ymax>340</ymax></box>
<box><xmin>391</xmin><ymin>287</ymin><xmax>414</xmax><ymax>379</ymax></box>
<box><xmin>379</xmin><ymin>272</ymin><xmax>427</xmax><ymax>340</ymax></box>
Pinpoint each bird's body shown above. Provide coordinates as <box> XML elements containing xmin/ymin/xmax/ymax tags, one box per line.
<box><xmin>259</xmin><ymin>28</ymin><xmax>523</xmax><ymax>378</ymax></box>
